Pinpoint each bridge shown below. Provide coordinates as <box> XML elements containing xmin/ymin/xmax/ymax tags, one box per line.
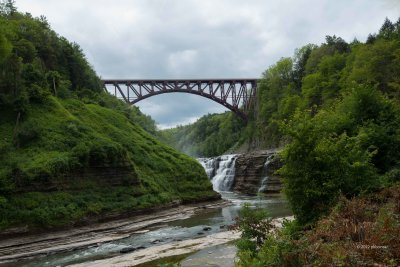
<box><xmin>102</xmin><ymin>79</ymin><xmax>259</xmax><ymax>120</ymax></box>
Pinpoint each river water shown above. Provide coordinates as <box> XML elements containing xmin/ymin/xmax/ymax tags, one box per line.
<box><xmin>5</xmin><ymin>154</ymin><xmax>291</xmax><ymax>267</ymax></box>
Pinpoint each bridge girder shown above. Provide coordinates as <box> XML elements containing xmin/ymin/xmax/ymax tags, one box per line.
<box><xmin>102</xmin><ymin>79</ymin><xmax>259</xmax><ymax>120</ymax></box>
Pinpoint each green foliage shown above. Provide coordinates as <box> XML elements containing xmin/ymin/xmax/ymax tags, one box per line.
<box><xmin>0</xmin><ymin>1</ymin><xmax>17</xmax><ymax>16</ymax></box>
<box><xmin>341</xmin><ymin>39</ymin><xmax>400</xmax><ymax>99</ymax></box>
<box><xmin>15</xmin><ymin>119</ymin><xmax>40</xmax><ymax>147</ymax></box>
<box><xmin>234</xmin><ymin>203</ymin><xmax>274</xmax><ymax>266</ymax></box>
<box><xmin>302</xmin><ymin>53</ymin><xmax>346</xmax><ymax>106</ymax></box>
<box><xmin>235</xmin><ymin>205</ymin><xmax>301</xmax><ymax>267</ymax></box>
<box><xmin>161</xmin><ymin>111</ymin><xmax>246</xmax><ymax>157</ymax></box>
<box><xmin>236</xmin><ymin>203</ymin><xmax>271</xmax><ymax>246</ymax></box>
<box><xmin>0</xmin><ymin>5</ymin><xmax>216</xmax><ymax>230</ymax></box>
<box><xmin>95</xmin><ymin>92</ymin><xmax>158</xmax><ymax>136</ymax></box>
<box><xmin>0</xmin><ymin>6</ymin><xmax>101</xmax><ymax>106</ymax></box>
<box><xmin>249</xmin><ymin>186</ymin><xmax>400</xmax><ymax>267</ymax></box>
<box><xmin>234</xmin><ymin>16</ymin><xmax>400</xmax><ymax>267</ymax></box>
<box><xmin>378</xmin><ymin>17</ymin><xmax>397</xmax><ymax>40</ymax></box>
<box><xmin>237</xmin><ymin>187</ymin><xmax>400</xmax><ymax>266</ymax></box>
<box><xmin>162</xmin><ymin>19</ymin><xmax>400</xmax><ymax>230</ymax></box>
<box><xmin>250</xmin><ymin>57</ymin><xmax>301</xmax><ymax>148</ymax></box>
<box><xmin>1</xmin><ymin>187</ymin><xmax>156</xmax><ymax>228</ymax></box>
<box><xmin>0</xmin><ymin>31</ymin><xmax>12</xmax><ymax>63</ymax></box>
<box><xmin>235</xmin><ymin>17</ymin><xmax>400</xmax><ymax>226</ymax></box>
<box><xmin>0</xmin><ymin>94</ymin><xmax>216</xmax><ymax>230</ymax></box>
<box><xmin>280</xmin><ymin>85</ymin><xmax>400</xmax><ymax>224</ymax></box>
<box><xmin>155</xmin><ymin>18</ymin><xmax>400</xmax><ymax>158</ymax></box>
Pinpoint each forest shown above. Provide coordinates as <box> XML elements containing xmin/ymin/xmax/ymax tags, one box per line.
<box><xmin>164</xmin><ymin>18</ymin><xmax>400</xmax><ymax>266</ymax></box>
<box><xmin>0</xmin><ymin>1</ymin><xmax>217</xmax><ymax>231</ymax></box>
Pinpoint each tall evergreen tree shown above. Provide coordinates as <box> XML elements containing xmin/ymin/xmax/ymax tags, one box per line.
<box><xmin>379</xmin><ymin>17</ymin><xmax>395</xmax><ymax>39</ymax></box>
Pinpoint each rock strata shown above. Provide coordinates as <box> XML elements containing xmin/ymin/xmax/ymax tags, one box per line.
<box><xmin>232</xmin><ymin>150</ymin><xmax>283</xmax><ymax>195</ymax></box>
<box><xmin>0</xmin><ymin>200</ymin><xmax>231</xmax><ymax>264</ymax></box>
<box><xmin>14</xmin><ymin>165</ymin><xmax>139</xmax><ymax>193</ymax></box>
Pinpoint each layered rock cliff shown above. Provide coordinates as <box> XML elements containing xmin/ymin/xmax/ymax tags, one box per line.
<box><xmin>232</xmin><ymin>150</ymin><xmax>283</xmax><ymax>195</ymax></box>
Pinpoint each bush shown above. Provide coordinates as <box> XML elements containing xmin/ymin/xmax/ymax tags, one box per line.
<box><xmin>16</xmin><ymin>120</ymin><xmax>40</xmax><ymax>147</ymax></box>
<box><xmin>234</xmin><ymin>203</ymin><xmax>274</xmax><ymax>266</ymax></box>
<box><xmin>279</xmin><ymin>85</ymin><xmax>399</xmax><ymax>225</ymax></box>
<box><xmin>0</xmin><ymin>168</ymin><xmax>14</xmax><ymax>194</ymax></box>
<box><xmin>292</xmin><ymin>186</ymin><xmax>400</xmax><ymax>266</ymax></box>
<box><xmin>234</xmin><ymin>205</ymin><xmax>303</xmax><ymax>267</ymax></box>
<box><xmin>236</xmin><ymin>187</ymin><xmax>400</xmax><ymax>267</ymax></box>
<box><xmin>383</xmin><ymin>168</ymin><xmax>400</xmax><ymax>185</ymax></box>
<box><xmin>27</xmin><ymin>84</ymin><xmax>50</xmax><ymax>103</ymax></box>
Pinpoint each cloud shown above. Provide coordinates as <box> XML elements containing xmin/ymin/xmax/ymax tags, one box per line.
<box><xmin>16</xmin><ymin>0</ymin><xmax>399</xmax><ymax>128</ymax></box>
<box><xmin>381</xmin><ymin>0</ymin><xmax>400</xmax><ymax>12</ymax></box>
<box><xmin>167</xmin><ymin>49</ymin><xmax>199</xmax><ymax>76</ymax></box>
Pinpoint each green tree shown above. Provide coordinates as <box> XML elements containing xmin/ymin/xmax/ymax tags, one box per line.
<box><xmin>0</xmin><ymin>0</ymin><xmax>16</xmax><ymax>16</ymax></box>
<box><xmin>280</xmin><ymin>85</ymin><xmax>400</xmax><ymax>224</ymax></box>
<box><xmin>302</xmin><ymin>53</ymin><xmax>347</xmax><ymax>107</ymax></box>
<box><xmin>342</xmin><ymin>39</ymin><xmax>400</xmax><ymax>99</ymax></box>
<box><xmin>292</xmin><ymin>44</ymin><xmax>315</xmax><ymax>91</ymax></box>
<box><xmin>0</xmin><ymin>31</ymin><xmax>12</xmax><ymax>63</ymax></box>
<box><xmin>378</xmin><ymin>17</ymin><xmax>395</xmax><ymax>39</ymax></box>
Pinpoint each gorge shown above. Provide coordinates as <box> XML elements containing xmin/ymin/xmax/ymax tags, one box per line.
<box><xmin>0</xmin><ymin>151</ymin><xmax>290</xmax><ymax>267</ymax></box>
<box><xmin>1</xmin><ymin>3</ymin><xmax>399</xmax><ymax>265</ymax></box>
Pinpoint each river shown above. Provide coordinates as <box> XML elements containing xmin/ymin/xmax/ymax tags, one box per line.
<box><xmin>2</xmin><ymin>154</ymin><xmax>291</xmax><ymax>267</ymax></box>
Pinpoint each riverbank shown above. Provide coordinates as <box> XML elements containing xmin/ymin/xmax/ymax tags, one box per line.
<box><xmin>0</xmin><ymin>199</ymin><xmax>230</xmax><ymax>265</ymax></box>
<box><xmin>68</xmin><ymin>216</ymin><xmax>294</xmax><ymax>267</ymax></box>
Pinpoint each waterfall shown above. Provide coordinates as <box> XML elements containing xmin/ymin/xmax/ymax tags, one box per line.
<box><xmin>198</xmin><ymin>154</ymin><xmax>238</xmax><ymax>192</ymax></box>
<box><xmin>258</xmin><ymin>154</ymin><xmax>274</xmax><ymax>193</ymax></box>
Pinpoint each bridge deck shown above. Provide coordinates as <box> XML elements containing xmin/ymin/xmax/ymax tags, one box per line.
<box><xmin>102</xmin><ymin>78</ymin><xmax>259</xmax><ymax>82</ymax></box>
<box><xmin>102</xmin><ymin>79</ymin><xmax>260</xmax><ymax>120</ymax></box>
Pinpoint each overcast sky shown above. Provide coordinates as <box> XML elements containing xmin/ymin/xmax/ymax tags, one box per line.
<box><xmin>17</xmin><ymin>0</ymin><xmax>399</xmax><ymax>129</ymax></box>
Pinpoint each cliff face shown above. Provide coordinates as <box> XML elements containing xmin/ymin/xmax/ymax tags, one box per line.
<box><xmin>13</xmin><ymin>165</ymin><xmax>139</xmax><ymax>193</ymax></box>
<box><xmin>232</xmin><ymin>150</ymin><xmax>283</xmax><ymax>195</ymax></box>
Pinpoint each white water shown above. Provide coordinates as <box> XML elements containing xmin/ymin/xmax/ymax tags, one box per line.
<box><xmin>198</xmin><ymin>154</ymin><xmax>237</xmax><ymax>192</ymax></box>
<box><xmin>258</xmin><ymin>154</ymin><xmax>274</xmax><ymax>193</ymax></box>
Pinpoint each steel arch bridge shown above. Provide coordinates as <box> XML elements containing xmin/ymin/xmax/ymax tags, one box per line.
<box><xmin>102</xmin><ymin>79</ymin><xmax>259</xmax><ymax>120</ymax></box>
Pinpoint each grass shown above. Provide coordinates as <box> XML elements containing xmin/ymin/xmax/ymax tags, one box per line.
<box><xmin>0</xmin><ymin>95</ymin><xmax>218</xmax><ymax>231</ymax></box>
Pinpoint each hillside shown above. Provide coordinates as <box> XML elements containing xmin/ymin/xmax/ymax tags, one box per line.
<box><xmin>0</xmin><ymin>2</ymin><xmax>217</xmax><ymax>232</ymax></box>
<box><xmin>162</xmin><ymin>19</ymin><xmax>400</xmax><ymax>159</ymax></box>
<box><xmin>162</xmin><ymin>17</ymin><xmax>400</xmax><ymax>265</ymax></box>
<box><xmin>165</xmin><ymin>17</ymin><xmax>400</xmax><ymax>221</ymax></box>
<box><xmin>161</xmin><ymin>111</ymin><xmax>246</xmax><ymax>157</ymax></box>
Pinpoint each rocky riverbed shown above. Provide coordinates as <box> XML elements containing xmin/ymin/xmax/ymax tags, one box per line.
<box><xmin>0</xmin><ymin>200</ymin><xmax>230</xmax><ymax>266</ymax></box>
<box><xmin>69</xmin><ymin>216</ymin><xmax>294</xmax><ymax>267</ymax></box>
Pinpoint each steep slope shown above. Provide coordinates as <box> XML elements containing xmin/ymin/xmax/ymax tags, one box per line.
<box><xmin>160</xmin><ymin>111</ymin><xmax>246</xmax><ymax>157</ymax></box>
<box><xmin>0</xmin><ymin>3</ymin><xmax>217</xmax><ymax>232</ymax></box>
<box><xmin>0</xmin><ymin>94</ymin><xmax>218</xmax><ymax>232</ymax></box>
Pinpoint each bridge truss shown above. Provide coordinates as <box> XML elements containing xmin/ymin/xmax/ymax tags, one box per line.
<box><xmin>102</xmin><ymin>79</ymin><xmax>259</xmax><ymax>120</ymax></box>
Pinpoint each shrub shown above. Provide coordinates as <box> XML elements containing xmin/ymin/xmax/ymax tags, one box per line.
<box><xmin>279</xmin><ymin>85</ymin><xmax>399</xmax><ymax>225</ymax></box>
<box><xmin>27</xmin><ymin>84</ymin><xmax>50</xmax><ymax>103</ymax></box>
<box><xmin>15</xmin><ymin>120</ymin><xmax>40</xmax><ymax>147</ymax></box>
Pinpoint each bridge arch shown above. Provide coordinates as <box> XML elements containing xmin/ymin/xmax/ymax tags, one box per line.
<box><xmin>102</xmin><ymin>79</ymin><xmax>258</xmax><ymax>120</ymax></box>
